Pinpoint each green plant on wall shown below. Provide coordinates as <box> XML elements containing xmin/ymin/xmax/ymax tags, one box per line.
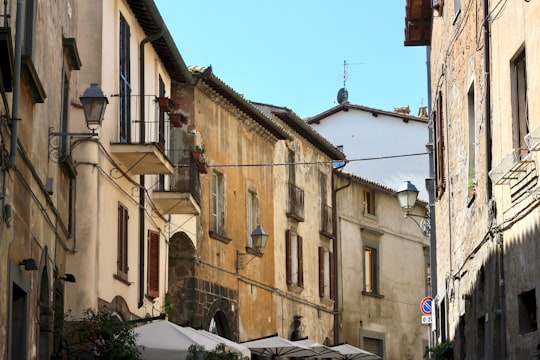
<box><xmin>63</xmin><ymin>306</ymin><xmax>141</xmax><ymax>360</ymax></box>
<box><xmin>187</xmin><ymin>344</ymin><xmax>240</xmax><ymax>360</ymax></box>
<box><xmin>424</xmin><ymin>341</ymin><xmax>453</xmax><ymax>360</ymax></box>
<box><xmin>163</xmin><ymin>292</ymin><xmax>176</xmax><ymax>320</ymax></box>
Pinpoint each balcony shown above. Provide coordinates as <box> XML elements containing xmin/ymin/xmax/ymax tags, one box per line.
<box><xmin>287</xmin><ymin>183</ymin><xmax>305</xmax><ymax>222</ymax></box>
<box><xmin>321</xmin><ymin>204</ymin><xmax>334</xmax><ymax>238</ymax></box>
<box><xmin>489</xmin><ymin>148</ymin><xmax>534</xmax><ymax>185</ymax></box>
<box><xmin>152</xmin><ymin>158</ymin><xmax>200</xmax><ymax>215</ymax></box>
<box><xmin>110</xmin><ymin>106</ymin><xmax>175</xmax><ymax>175</ymax></box>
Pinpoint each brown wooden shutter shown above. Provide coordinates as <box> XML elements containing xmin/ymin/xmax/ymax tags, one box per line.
<box><xmin>298</xmin><ymin>235</ymin><xmax>304</xmax><ymax>288</ymax></box>
<box><xmin>319</xmin><ymin>247</ymin><xmax>325</xmax><ymax>297</ymax></box>
<box><xmin>286</xmin><ymin>230</ymin><xmax>292</xmax><ymax>285</ymax></box>
<box><xmin>117</xmin><ymin>203</ymin><xmax>128</xmax><ymax>279</ymax></box>
<box><xmin>435</xmin><ymin>91</ymin><xmax>446</xmax><ymax>197</ymax></box>
<box><xmin>330</xmin><ymin>251</ymin><xmax>335</xmax><ymax>300</ymax></box>
<box><xmin>147</xmin><ymin>230</ymin><xmax>160</xmax><ymax>298</ymax></box>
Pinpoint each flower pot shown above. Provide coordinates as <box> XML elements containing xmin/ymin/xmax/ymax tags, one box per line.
<box><xmin>191</xmin><ymin>150</ymin><xmax>204</xmax><ymax>162</ymax></box>
<box><xmin>197</xmin><ymin>161</ymin><xmax>208</xmax><ymax>174</ymax></box>
<box><xmin>158</xmin><ymin>97</ymin><xmax>171</xmax><ymax>112</ymax></box>
<box><xmin>170</xmin><ymin>113</ymin><xmax>184</xmax><ymax>127</ymax></box>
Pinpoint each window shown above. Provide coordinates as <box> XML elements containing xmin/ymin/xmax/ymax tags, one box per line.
<box><xmin>518</xmin><ymin>289</ymin><xmax>537</xmax><ymax>334</ymax></box>
<box><xmin>147</xmin><ymin>230</ymin><xmax>160</xmax><ymax>298</ymax></box>
<box><xmin>363</xmin><ymin>244</ymin><xmax>378</xmax><ymax>294</ymax></box>
<box><xmin>119</xmin><ymin>13</ymin><xmax>131</xmax><ymax>143</ymax></box>
<box><xmin>434</xmin><ymin>91</ymin><xmax>446</xmax><ymax>197</ymax></box>
<box><xmin>117</xmin><ymin>202</ymin><xmax>129</xmax><ymax>280</ymax></box>
<box><xmin>319</xmin><ymin>247</ymin><xmax>334</xmax><ymax>299</ymax></box>
<box><xmin>362</xmin><ymin>333</ymin><xmax>385</xmax><ymax>358</ymax></box>
<box><xmin>158</xmin><ymin>76</ymin><xmax>166</xmax><ymax>190</ymax></box>
<box><xmin>467</xmin><ymin>83</ymin><xmax>477</xmax><ymax>199</ymax></box>
<box><xmin>333</xmin><ymin>145</ymin><xmax>345</xmax><ymax>168</ymax></box>
<box><xmin>363</xmin><ymin>189</ymin><xmax>375</xmax><ymax>215</ymax></box>
<box><xmin>477</xmin><ymin>315</ymin><xmax>485</xmax><ymax>358</ymax></box>
<box><xmin>60</xmin><ymin>73</ymin><xmax>70</xmax><ymax>159</ymax></box>
<box><xmin>453</xmin><ymin>0</ymin><xmax>461</xmax><ymax>22</ymax></box>
<box><xmin>320</xmin><ymin>173</ymin><xmax>332</xmax><ymax>234</ymax></box>
<box><xmin>512</xmin><ymin>50</ymin><xmax>528</xmax><ymax>152</ymax></box>
<box><xmin>286</xmin><ymin>230</ymin><xmax>303</xmax><ymax>288</ymax></box>
<box><xmin>212</xmin><ymin>172</ymin><xmax>225</xmax><ymax>234</ymax></box>
<box><xmin>22</xmin><ymin>0</ymin><xmax>37</xmax><ymax>57</ymax></box>
<box><xmin>247</xmin><ymin>190</ymin><xmax>258</xmax><ymax>247</ymax></box>
<box><xmin>364</xmin><ymin>338</ymin><xmax>383</xmax><ymax>357</ymax></box>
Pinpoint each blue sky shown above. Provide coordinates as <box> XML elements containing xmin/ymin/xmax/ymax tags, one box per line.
<box><xmin>154</xmin><ymin>1</ymin><xmax>428</xmax><ymax>119</ymax></box>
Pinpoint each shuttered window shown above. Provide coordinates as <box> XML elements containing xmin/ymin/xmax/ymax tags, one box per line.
<box><xmin>117</xmin><ymin>202</ymin><xmax>129</xmax><ymax>280</ymax></box>
<box><xmin>319</xmin><ymin>247</ymin><xmax>334</xmax><ymax>299</ymax></box>
<box><xmin>363</xmin><ymin>337</ymin><xmax>383</xmax><ymax>357</ymax></box>
<box><xmin>286</xmin><ymin>230</ymin><xmax>303</xmax><ymax>288</ymax></box>
<box><xmin>147</xmin><ymin>230</ymin><xmax>160</xmax><ymax>298</ymax></box>
<box><xmin>434</xmin><ymin>91</ymin><xmax>446</xmax><ymax>198</ymax></box>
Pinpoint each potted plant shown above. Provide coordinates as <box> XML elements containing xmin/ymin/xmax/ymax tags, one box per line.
<box><xmin>192</xmin><ymin>145</ymin><xmax>205</xmax><ymax>162</ymax></box>
<box><xmin>158</xmin><ymin>96</ymin><xmax>171</xmax><ymax>112</ymax></box>
<box><xmin>170</xmin><ymin>112</ymin><xmax>188</xmax><ymax>127</ymax></box>
<box><xmin>197</xmin><ymin>159</ymin><xmax>208</xmax><ymax>174</ymax></box>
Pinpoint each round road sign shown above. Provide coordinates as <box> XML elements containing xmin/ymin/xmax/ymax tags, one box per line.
<box><xmin>421</xmin><ymin>297</ymin><xmax>433</xmax><ymax>315</ymax></box>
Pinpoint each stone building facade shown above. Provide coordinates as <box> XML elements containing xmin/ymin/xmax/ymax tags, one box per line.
<box><xmin>334</xmin><ymin>172</ymin><xmax>430</xmax><ymax>359</ymax></box>
<box><xmin>406</xmin><ymin>0</ymin><xmax>540</xmax><ymax>358</ymax></box>
<box><xmin>0</xmin><ymin>0</ymin><xmax>81</xmax><ymax>358</ymax></box>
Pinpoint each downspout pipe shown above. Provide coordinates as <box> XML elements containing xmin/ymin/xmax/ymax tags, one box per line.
<box><xmin>138</xmin><ymin>29</ymin><xmax>164</xmax><ymax>308</ymax></box>
<box><xmin>482</xmin><ymin>2</ymin><xmax>505</xmax><ymax>356</ymax></box>
<box><xmin>6</xmin><ymin>0</ymin><xmax>24</xmax><ymax>169</ymax></box>
<box><xmin>332</xmin><ymin>164</ymin><xmax>350</xmax><ymax>345</ymax></box>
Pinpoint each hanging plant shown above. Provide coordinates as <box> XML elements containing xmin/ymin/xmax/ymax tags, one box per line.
<box><xmin>158</xmin><ymin>97</ymin><xmax>171</xmax><ymax>112</ymax></box>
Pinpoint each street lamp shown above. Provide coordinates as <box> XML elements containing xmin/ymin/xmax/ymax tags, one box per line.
<box><xmin>236</xmin><ymin>225</ymin><xmax>269</xmax><ymax>270</ymax></box>
<box><xmin>396</xmin><ymin>181</ymin><xmax>430</xmax><ymax>236</ymax></box>
<box><xmin>48</xmin><ymin>83</ymin><xmax>108</xmax><ymax>161</ymax></box>
<box><xmin>79</xmin><ymin>82</ymin><xmax>109</xmax><ymax>130</ymax></box>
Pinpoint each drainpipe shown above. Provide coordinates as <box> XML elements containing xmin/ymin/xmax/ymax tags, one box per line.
<box><xmin>332</xmin><ymin>164</ymin><xmax>350</xmax><ymax>345</ymax></box>
<box><xmin>6</xmin><ymin>0</ymin><xmax>24</xmax><ymax>169</ymax></box>
<box><xmin>482</xmin><ymin>1</ymin><xmax>505</xmax><ymax>356</ymax></box>
<box><xmin>138</xmin><ymin>30</ymin><xmax>164</xmax><ymax>308</ymax></box>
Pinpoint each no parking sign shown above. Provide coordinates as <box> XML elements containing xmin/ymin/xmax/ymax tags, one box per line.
<box><xmin>420</xmin><ymin>297</ymin><xmax>433</xmax><ymax>315</ymax></box>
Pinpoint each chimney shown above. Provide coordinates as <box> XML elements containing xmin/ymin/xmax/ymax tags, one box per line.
<box><xmin>394</xmin><ymin>106</ymin><xmax>410</xmax><ymax>115</ymax></box>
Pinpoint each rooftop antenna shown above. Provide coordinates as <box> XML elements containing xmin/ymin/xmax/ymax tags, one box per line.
<box><xmin>337</xmin><ymin>60</ymin><xmax>349</xmax><ymax>104</ymax></box>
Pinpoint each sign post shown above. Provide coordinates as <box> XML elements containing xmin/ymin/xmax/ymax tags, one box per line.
<box><xmin>420</xmin><ymin>297</ymin><xmax>433</xmax><ymax>324</ymax></box>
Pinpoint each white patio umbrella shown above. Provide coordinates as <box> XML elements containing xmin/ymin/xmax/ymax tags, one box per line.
<box><xmin>293</xmin><ymin>339</ymin><xmax>343</xmax><ymax>358</ymax></box>
<box><xmin>133</xmin><ymin>320</ymin><xmax>199</xmax><ymax>359</ymax></box>
<box><xmin>134</xmin><ymin>320</ymin><xmax>249</xmax><ymax>360</ymax></box>
<box><xmin>330</xmin><ymin>343</ymin><xmax>381</xmax><ymax>360</ymax></box>
<box><xmin>193</xmin><ymin>329</ymin><xmax>251</xmax><ymax>359</ymax></box>
<box><xmin>295</xmin><ymin>339</ymin><xmax>342</xmax><ymax>359</ymax></box>
<box><xmin>241</xmin><ymin>335</ymin><xmax>319</xmax><ymax>358</ymax></box>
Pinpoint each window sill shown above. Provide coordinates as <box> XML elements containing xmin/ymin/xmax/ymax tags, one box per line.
<box><xmin>320</xmin><ymin>230</ymin><xmax>335</xmax><ymax>240</ymax></box>
<box><xmin>114</xmin><ymin>273</ymin><xmax>132</xmax><ymax>286</ymax></box>
<box><xmin>21</xmin><ymin>55</ymin><xmax>46</xmax><ymax>103</ymax></box>
<box><xmin>209</xmin><ymin>231</ymin><xmax>231</xmax><ymax>244</ymax></box>
<box><xmin>362</xmin><ymin>291</ymin><xmax>384</xmax><ymax>299</ymax></box>
<box><xmin>320</xmin><ymin>297</ymin><xmax>335</xmax><ymax>307</ymax></box>
<box><xmin>287</xmin><ymin>283</ymin><xmax>304</xmax><ymax>294</ymax></box>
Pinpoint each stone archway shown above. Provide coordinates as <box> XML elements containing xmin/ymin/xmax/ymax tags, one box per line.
<box><xmin>206</xmin><ymin>299</ymin><xmax>235</xmax><ymax>341</ymax></box>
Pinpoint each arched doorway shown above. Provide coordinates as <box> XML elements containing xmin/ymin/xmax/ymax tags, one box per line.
<box><xmin>209</xmin><ymin>310</ymin><xmax>232</xmax><ymax>340</ymax></box>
